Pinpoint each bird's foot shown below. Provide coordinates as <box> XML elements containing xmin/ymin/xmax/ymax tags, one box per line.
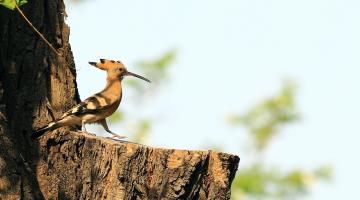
<box><xmin>108</xmin><ymin>132</ymin><xmax>127</xmax><ymax>140</ymax></box>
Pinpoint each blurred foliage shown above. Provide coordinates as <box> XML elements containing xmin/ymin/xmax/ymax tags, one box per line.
<box><xmin>108</xmin><ymin>110</ymin><xmax>124</xmax><ymax>123</ymax></box>
<box><xmin>109</xmin><ymin>50</ymin><xmax>175</xmax><ymax>143</ymax></box>
<box><xmin>227</xmin><ymin>81</ymin><xmax>298</xmax><ymax>151</ymax></box>
<box><xmin>130</xmin><ymin>119</ymin><xmax>151</xmax><ymax>143</ymax></box>
<box><xmin>229</xmin><ymin>82</ymin><xmax>332</xmax><ymax>200</ymax></box>
<box><xmin>107</xmin><ymin>112</ymin><xmax>151</xmax><ymax>143</ymax></box>
<box><xmin>124</xmin><ymin>50</ymin><xmax>176</xmax><ymax>98</ymax></box>
<box><xmin>232</xmin><ymin>164</ymin><xmax>332</xmax><ymax>200</ymax></box>
<box><xmin>0</xmin><ymin>0</ymin><xmax>27</xmax><ymax>10</ymax></box>
<box><xmin>136</xmin><ymin>50</ymin><xmax>176</xmax><ymax>83</ymax></box>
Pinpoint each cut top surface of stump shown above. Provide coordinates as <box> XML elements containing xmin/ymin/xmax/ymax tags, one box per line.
<box><xmin>34</xmin><ymin>131</ymin><xmax>240</xmax><ymax>200</ymax></box>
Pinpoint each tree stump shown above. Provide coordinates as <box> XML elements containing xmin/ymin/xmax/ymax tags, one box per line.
<box><xmin>36</xmin><ymin>131</ymin><xmax>239</xmax><ymax>200</ymax></box>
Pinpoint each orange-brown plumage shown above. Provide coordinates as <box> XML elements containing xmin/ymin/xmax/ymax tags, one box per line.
<box><xmin>33</xmin><ymin>59</ymin><xmax>150</xmax><ymax>139</ymax></box>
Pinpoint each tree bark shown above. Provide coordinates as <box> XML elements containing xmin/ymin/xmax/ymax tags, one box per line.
<box><xmin>36</xmin><ymin>132</ymin><xmax>239</xmax><ymax>200</ymax></box>
<box><xmin>0</xmin><ymin>1</ymin><xmax>239</xmax><ymax>199</ymax></box>
<box><xmin>0</xmin><ymin>0</ymin><xmax>79</xmax><ymax>198</ymax></box>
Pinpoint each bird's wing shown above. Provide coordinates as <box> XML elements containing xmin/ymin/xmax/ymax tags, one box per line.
<box><xmin>61</xmin><ymin>96</ymin><xmax>112</xmax><ymax>118</ymax></box>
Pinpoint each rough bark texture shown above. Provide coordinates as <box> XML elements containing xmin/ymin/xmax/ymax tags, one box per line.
<box><xmin>36</xmin><ymin>132</ymin><xmax>239</xmax><ymax>200</ymax></box>
<box><xmin>0</xmin><ymin>0</ymin><xmax>79</xmax><ymax>199</ymax></box>
<box><xmin>0</xmin><ymin>0</ymin><xmax>240</xmax><ymax>199</ymax></box>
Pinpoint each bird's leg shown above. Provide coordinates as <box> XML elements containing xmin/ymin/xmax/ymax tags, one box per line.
<box><xmin>99</xmin><ymin>119</ymin><xmax>126</xmax><ymax>139</ymax></box>
<box><xmin>81</xmin><ymin>121</ymin><xmax>97</xmax><ymax>136</ymax></box>
<box><xmin>82</xmin><ymin>121</ymin><xmax>87</xmax><ymax>132</ymax></box>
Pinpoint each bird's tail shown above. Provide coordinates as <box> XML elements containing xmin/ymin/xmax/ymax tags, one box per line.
<box><xmin>32</xmin><ymin>121</ymin><xmax>58</xmax><ymax>139</ymax></box>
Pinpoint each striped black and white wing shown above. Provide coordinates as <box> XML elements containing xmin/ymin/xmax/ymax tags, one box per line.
<box><xmin>61</xmin><ymin>96</ymin><xmax>110</xmax><ymax>118</ymax></box>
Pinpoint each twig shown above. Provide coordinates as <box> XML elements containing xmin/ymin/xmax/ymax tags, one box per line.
<box><xmin>14</xmin><ymin>1</ymin><xmax>60</xmax><ymax>56</ymax></box>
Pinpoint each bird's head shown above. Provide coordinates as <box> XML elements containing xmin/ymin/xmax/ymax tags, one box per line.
<box><xmin>88</xmin><ymin>59</ymin><xmax>150</xmax><ymax>83</ymax></box>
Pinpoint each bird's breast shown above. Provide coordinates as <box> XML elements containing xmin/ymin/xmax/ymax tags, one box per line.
<box><xmin>105</xmin><ymin>100</ymin><xmax>121</xmax><ymax>117</ymax></box>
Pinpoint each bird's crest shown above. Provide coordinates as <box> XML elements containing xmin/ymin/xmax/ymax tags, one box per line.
<box><xmin>88</xmin><ymin>59</ymin><xmax>124</xmax><ymax>71</ymax></box>
<box><xmin>88</xmin><ymin>59</ymin><xmax>150</xmax><ymax>82</ymax></box>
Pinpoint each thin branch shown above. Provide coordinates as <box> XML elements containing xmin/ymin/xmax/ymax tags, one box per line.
<box><xmin>14</xmin><ymin>1</ymin><xmax>60</xmax><ymax>56</ymax></box>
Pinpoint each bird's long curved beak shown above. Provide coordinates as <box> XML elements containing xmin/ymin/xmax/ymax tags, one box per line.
<box><xmin>126</xmin><ymin>71</ymin><xmax>151</xmax><ymax>83</ymax></box>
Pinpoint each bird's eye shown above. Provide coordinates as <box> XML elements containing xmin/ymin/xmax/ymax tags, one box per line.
<box><xmin>119</xmin><ymin>68</ymin><xmax>123</xmax><ymax>71</ymax></box>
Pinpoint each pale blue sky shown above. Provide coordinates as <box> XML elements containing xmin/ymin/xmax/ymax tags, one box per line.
<box><xmin>66</xmin><ymin>0</ymin><xmax>360</xmax><ymax>199</ymax></box>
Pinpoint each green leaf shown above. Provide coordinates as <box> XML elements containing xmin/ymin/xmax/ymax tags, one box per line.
<box><xmin>0</xmin><ymin>0</ymin><xmax>27</xmax><ymax>10</ymax></box>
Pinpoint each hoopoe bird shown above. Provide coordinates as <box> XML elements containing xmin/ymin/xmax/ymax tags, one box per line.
<box><xmin>32</xmin><ymin>59</ymin><xmax>150</xmax><ymax>139</ymax></box>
